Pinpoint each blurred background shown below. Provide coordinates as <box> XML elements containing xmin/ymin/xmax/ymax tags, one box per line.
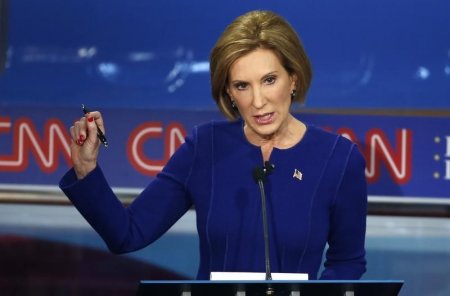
<box><xmin>0</xmin><ymin>0</ymin><xmax>449</xmax><ymax>295</ymax></box>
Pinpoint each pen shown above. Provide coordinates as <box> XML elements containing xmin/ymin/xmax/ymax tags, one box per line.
<box><xmin>81</xmin><ymin>104</ymin><xmax>108</xmax><ymax>148</ymax></box>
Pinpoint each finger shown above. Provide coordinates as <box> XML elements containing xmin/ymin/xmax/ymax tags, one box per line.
<box><xmin>85</xmin><ymin>111</ymin><xmax>106</xmax><ymax>135</ymax></box>
<box><xmin>85</xmin><ymin>114</ymin><xmax>99</xmax><ymax>145</ymax></box>
<box><xmin>76</xmin><ymin>117</ymin><xmax>88</xmax><ymax>144</ymax></box>
<box><xmin>71</xmin><ymin>121</ymin><xmax>81</xmax><ymax>145</ymax></box>
<box><xmin>70</xmin><ymin>126</ymin><xmax>77</xmax><ymax>145</ymax></box>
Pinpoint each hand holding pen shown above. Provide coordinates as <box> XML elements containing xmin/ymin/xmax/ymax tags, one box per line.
<box><xmin>69</xmin><ymin>105</ymin><xmax>108</xmax><ymax>179</ymax></box>
<box><xmin>82</xmin><ymin>104</ymin><xmax>108</xmax><ymax>148</ymax></box>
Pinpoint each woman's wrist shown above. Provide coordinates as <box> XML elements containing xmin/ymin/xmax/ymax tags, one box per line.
<box><xmin>74</xmin><ymin>161</ymin><xmax>97</xmax><ymax>180</ymax></box>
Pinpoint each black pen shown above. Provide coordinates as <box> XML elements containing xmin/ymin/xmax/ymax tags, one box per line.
<box><xmin>82</xmin><ymin>104</ymin><xmax>108</xmax><ymax>148</ymax></box>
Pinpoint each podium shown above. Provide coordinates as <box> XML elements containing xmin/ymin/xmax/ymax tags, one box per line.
<box><xmin>137</xmin><ymin>280</ymin><xmax>403</xmax><ymax>296</ymax></box>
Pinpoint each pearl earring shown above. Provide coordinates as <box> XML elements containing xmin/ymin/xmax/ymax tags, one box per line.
<box><xmin>290</xmin><ymin>89</ymin><xmax>297</xmax><ymax>100</ymax></box>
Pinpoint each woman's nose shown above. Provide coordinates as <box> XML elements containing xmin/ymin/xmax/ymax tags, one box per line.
<box><xmin>252</xmin><ymin>88</ymin><xmax>266</xmax><ymax>109</ymax></box>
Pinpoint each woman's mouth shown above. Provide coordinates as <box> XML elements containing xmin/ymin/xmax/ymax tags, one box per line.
<box><xmin>254</xmin><ymin>112</ymin><xmax>274</xmax><ymax>125</ymax></box>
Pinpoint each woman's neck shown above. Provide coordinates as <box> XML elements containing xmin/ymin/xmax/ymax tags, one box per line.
<box><xmin>244</xmin><ymin>115</ymin><xmax>306</xmax><ymax>161</ymax></box>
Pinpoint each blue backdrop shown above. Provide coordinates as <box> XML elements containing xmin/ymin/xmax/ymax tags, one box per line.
<box><xmin>1</xmin><ymin>0</ymin><xmax>449</xmax><ymax>109</ymax></box>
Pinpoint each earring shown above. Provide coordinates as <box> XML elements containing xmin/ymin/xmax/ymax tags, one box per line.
<box><xmin>290</xmin><ymin>89</ymin><xmax>297</xmax><ymax>100</ymax></box>
<box><xmin>231</xmin><ymin>100</ymin><xmax>237</xmax><ymax>109</ymax></box>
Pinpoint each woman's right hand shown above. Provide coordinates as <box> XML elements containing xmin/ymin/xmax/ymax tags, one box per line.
<box><xmin>70</xmin><ymin>111</ymin><xmax>105</xmax><ymax>180</ymax></box>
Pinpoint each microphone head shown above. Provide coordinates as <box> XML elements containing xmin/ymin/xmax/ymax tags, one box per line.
<box><xmin>263</xmin><ymin>161</ymin><xmax>275</xmax><ymax>175</ymax></box>
<box><xmin>253</xmin><ymin>167</ymin><xmax>266</xmax><ymax>183</ymax></box>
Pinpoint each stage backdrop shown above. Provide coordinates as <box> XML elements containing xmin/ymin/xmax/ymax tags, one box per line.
<box><xmin>0</xmin><ymin>106</ymin><xmax>449</xmax><ymax>202</ymax></box>
<box><xmin>1</xmin><ymin>0</ymin><xmax>449</xmax><ymax>203</ymax></box>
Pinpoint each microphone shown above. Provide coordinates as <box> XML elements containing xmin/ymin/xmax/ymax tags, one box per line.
<box><xmin>263</xmin><ymin>161</ymin><xmax>275</xmax><ymax>175</ymax></box>
<box><xmin>252</xmin><ymin>162</ymin><xmax>275</xmax><ymax>286</ymax></box>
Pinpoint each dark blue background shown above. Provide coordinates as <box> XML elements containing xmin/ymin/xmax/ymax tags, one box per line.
<box><xmin>1</xmin><ymin>0</ymin><xmax>449</xmax><ymax>109</ymax></box>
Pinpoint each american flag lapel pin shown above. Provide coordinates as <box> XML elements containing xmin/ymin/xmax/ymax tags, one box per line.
<box><xmin>293</xmin><ymin>169</ymin><xmax>303</xmax><ymax>181</ymax></box>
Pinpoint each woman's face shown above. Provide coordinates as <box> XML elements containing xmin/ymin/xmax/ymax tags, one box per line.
<box><xmin>227</xmin><ymin>48</ymin><xmax>296</xmax><ymax>140</ymax></box>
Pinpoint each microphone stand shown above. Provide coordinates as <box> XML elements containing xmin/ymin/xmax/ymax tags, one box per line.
<box><xmin>253</xmin><ymin>163</ymin><xmax>275</xmax><ymax>295</ymax></box>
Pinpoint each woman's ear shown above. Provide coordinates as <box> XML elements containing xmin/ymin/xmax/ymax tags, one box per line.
<box><xmin>226</xmin><ymin>88</ymin><xmax>235</xmax><ymax>104</ymax></box>
<box><xmin>290</xmin><ymin>74</ymin><xmax>298</xmax><ymax>90</ymax></box>
<box><xmin>226</xmin><ymin>86</ymin><xmax>231</xmax><ymax>98</ymax></box>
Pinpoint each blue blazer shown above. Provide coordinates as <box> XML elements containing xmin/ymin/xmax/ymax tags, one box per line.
<box><xmin>60</xmin><ymin>120</ymin><xmax>367</xmax><ymax>280</ymax></box>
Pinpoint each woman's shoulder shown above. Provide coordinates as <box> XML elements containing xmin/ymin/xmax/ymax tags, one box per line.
<box><xmin>304</xmin><ymin>123</ymin><xmax>362</xmax><ymax>161</ymax></box>
<box><xmin>185</xmin><ymin>120</ymin><xmax>243</xmax><ymax>161</ymax></box>
<box><xmin>193</xmin><ymin>119</ymin><xmax>242</xmax><ymax>138</ymax></box>
<box><xmin>304</xmin><ymin>124</ymin><xmax>366</xmax><ymax>183</ymax></box>
<box><xmin>305</xmin><ymin>124</ymin><xmax>353</xmax><ymax>146</ymax></box>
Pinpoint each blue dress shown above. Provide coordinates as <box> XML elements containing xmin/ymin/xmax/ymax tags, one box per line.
<box><xmin>59</xmin><ymin>120</ymin><xmax>367</xmax><ymax>280</ymax></box>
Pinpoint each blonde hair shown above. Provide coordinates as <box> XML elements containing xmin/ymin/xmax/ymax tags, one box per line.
<box><xmin>210</xmin><ymin>10</ymin><xmax>312</xmax><ymax>120</ymax></box>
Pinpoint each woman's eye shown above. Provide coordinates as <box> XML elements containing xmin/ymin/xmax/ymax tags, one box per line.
<box><xmin>234</xmin><ymin>82</ymin><xmax>247</xmax><ymax>90</ymax></box>
<box><xmin>265</xmin><ymin>76</ymin><xmax>276</xmax><ymax>84</ymax></box>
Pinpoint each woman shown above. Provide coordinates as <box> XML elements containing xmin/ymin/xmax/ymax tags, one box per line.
<box><xmin>60</xmin><ymin>10</ymin><xmax>367</xmax><ymax>280</ymax></box>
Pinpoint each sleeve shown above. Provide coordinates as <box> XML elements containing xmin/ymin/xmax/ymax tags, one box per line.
<box><xmin>320</xmin><ymin>144</ymin><xmax>368</xmax><ymax>279</ymax></box>
<box><xmin>59</xmin><ymin>129</ymin><xmax>197</xmax><ymax>254</ymax></box>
